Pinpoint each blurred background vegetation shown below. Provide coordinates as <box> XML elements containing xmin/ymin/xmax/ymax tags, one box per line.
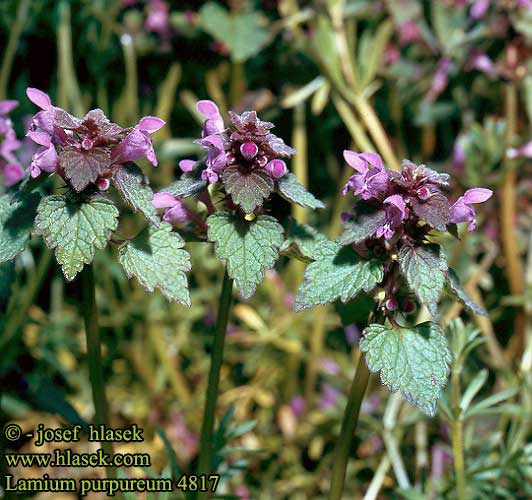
<box><xmin>0</xmin><ymin>0</ymin><xmax>531</xmax><ymax>498</ymax></box>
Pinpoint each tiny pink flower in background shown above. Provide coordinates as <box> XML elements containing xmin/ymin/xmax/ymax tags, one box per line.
<box><xmin>470</xmin><ymin>0</ymin><xmax>490</xmax><ymax>19</ymax></box>
<box><xmin>450</xmin><ymin>188</ymin><xmax>493</xmax><ymax>231</ymax></box>
<box><xmin>152</xmin><ymin>192</ymin><xmax>191</xmax><ymax>224</ymax></box>
<box><xmin>234</xmin><ymin>486</ymin><xmax>250</xmax><ymax>500</ymax></box>
<box><xmin>289</xmin><ymin>396</ymin><xmax>306</xmax><ymax>419</ymax></box>
<box><xmin>344</xmin><ymin>324</ymin><xmax>359</xmax><ymax>345</ymax></box>
<box><xmin>466</xmin><ymin>49</ymin><xmax>497</xmax><ymax>77</ymax></box>
<box><xmin>0</xmin><ymin>99</ymin><xmax>25</xmax><ymax>187</ymax></box>
<box><xmin>507</xmin><ymin>141</ymin><xmax>532</xmax><ymax>159</ymax></box>
<box><xmin>1</xmin><ymin>163</ymin><xmax>24</xmax><ymax>187</ymax></box>
<box><xmin>319</xmin><ymin>358</ymin><xmax>340</xmax><ymax>376</ymax></box>
<box><xmin>428</xmin><ymin>58</ymin><xmax>451</xmax><ymax>102</ymax></box>
<box><xmin>319</xmin><ymin>383</ymin><xmax>342</xmax><ymax>410</ymax></box>
<box><xmin>398</xmin><ymin>20</ymin><xmax>422</xmax><ymax>45</ymax></box>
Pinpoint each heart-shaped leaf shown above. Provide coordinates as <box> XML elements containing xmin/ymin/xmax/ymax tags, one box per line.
<box><xmin>119</xmin><ymin>223</ymin><xmax>191</xmax><ymax>306</ymax></box>
<box><xmin>207</xmin><ymin>212</ymin><xmax>284</xmax><ymax>299</ymax></box>
<box><xmin>35</xmin><ymin>194</ymin><xmax>119</xmax><ymax>280</ymax></box>
<box><xmin>295</xmin><ymin>240</ymin><xmax>384</xmax><ymax>311</ymax></box>
<box><xmin>280</xmin><ymin>218</ymin><xmax>328</xmax><ymax>263</ymax></box>
<box><xmin>113</xmin><ymin>162</ymin><xmax>160</xmax><ymax>226</ymax></box>
<box><xmin>360</xmin><ymin>322</ymin><xmax>451</xmax><ymax>416</ymax></box>
<box><xmin>60</xmin><ymin>146</ymin><xmax>110</xmax><ymax>192</ymax></box>
<box><xmin>277</xmin><ymin>173</ymin><xmax>325</xmax><ymax>210</ymax></box>
<box><xmin>222</xmin><ymin>165</ymin><xmax>274</xmax><ymax>214</ymax></box>
<box><xmin>398</xmin><ymin>243</ymin><xmax>447</xmax><ymax>319</ymax></box>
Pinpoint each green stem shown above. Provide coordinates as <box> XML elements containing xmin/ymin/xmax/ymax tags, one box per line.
<box><xmin>80</xmin><ymin>266</ymin><xmax>115</xmax><ymax>479</ymax></box>
<box><xmin>451</xmin><ymin>363</ymin><xmax>466</xmax><ymax>500</ymax></box>
<box><xmin>0</xmin><ymin>0</ymin><xmax>30</xmax><ymax>100</ymax></box>
<box><xmin>197</xmin><ymin>267</ymin><xmax>234</xmax><ymax>497</ymax></box>
<box><xmin>328</xmin><ymin>351</ymin><xmax>371</xmax><ymax>500</ymax></box>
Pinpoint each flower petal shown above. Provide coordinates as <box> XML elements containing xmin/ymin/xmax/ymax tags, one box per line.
<box><xmin>343</xmin><ymin>150</ymin><xmax>368</xmax><ymax>172</ymax></box>
<box><xmin>462</xmin><ymin>188</ymin><xmax>492</xmax><ymax>204</ymax></box>
<box><xmin>196</xmin><ymin>100</ymin><xmax>220</xmax><ymax>120</ymax></box>
<box><xmin>26</xmin><ymin>88</ymin><xmax>52</xmax><ymax>110</ymax></box>
<box><xmin>0</xmin><ymin>100</ymin><xmax>18</xmax><ymax>115</ymax></box>
<box><xmin>152</xmin><ymin>192</ymin><xmax>178</xmax><ymax>208</ymax></box>
<box><xmin>138</xmin><ymin>116</ymin><xmax>165</xmax><ymax>133</ymax></box>
<box><xmin>179</xmin><ymin>159</ymin><xmax>196</xmax><ymax>172</ymax></box>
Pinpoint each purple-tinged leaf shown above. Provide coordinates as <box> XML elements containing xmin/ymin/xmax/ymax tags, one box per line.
<box><xmin>222</xmin><ymin>165</ymin><xmax>274</xmax><ymax>214</ymax></box>
<box><xmin>277</xmin><ymin>173</ymin><xmax>324</xmax><ymax>210</ymax></box>
<box><xmin>337</xmin><ymin>205</ymin><xmax>386</xmax><ymax>246</ymax></box>
<box><xmin>411</xmin><ymin>192</ymin><xmax>451</xmax><ymax>231</ymax></box>
<box><xmin>446</xmin><ymin>268</ymin><xmax>487</xmax><ymax>316</ymax></box>
<box><xmin>60</xmin><ymin>146</ymin><xmax>110</xmax><ymax>192</ymax></box>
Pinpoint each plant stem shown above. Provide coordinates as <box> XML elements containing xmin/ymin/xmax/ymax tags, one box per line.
<box><xmin>328</xmin><ymin>351</ymin><xmax>371</xmax><ymax>500</ymax></box>
<box><xmin>451</xmin><ymin>360</ymin><xmax>466</xmax><ymax>500</ymax></box>
<box><xmin>197</xmin><ymin>267</ymin><xmax>234</xmax><ymax>497</ymax></box>
<box><xmin>80</xmin><ymin>266</ymin><xmax>115</xmax><ymax>479</ymax></box>
<box><xmin>0</xmin><ymin>0</ymin><xmax>30</xmax><ymax>100</ymax></box>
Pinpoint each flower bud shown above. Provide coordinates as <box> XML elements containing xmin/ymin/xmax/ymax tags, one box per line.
<box><xmin>265</xmin><ymin>159</ymin><xmax>287</xmax><ymax>179</ymax></box>
<box><xmin>240</xmin><ymin>141</ymin><xmax>259</xmax><ymax>160</ymax></box>
<box><xmin>256</xmin><ymin>155</ymin><xmax>268</xmax><ymax>167</ymax></box>
<box><xmin>402</xmin><ymin>300</ymin><xmax>417</xmax><ymax>314</ymax></box>
<box><xmin>385</xmin><ymin>298</ymin><xmax>399</xmax><ymax>311</ymax></box>
<box><xmin>96</xmin><ymin>178</ymin><xmax>110</xmax><ymax>191</ymax></box>
<box><xmin>82</xmin><ymin>138</ymin><xmax>94</xmax><ymax>150</ymax></box>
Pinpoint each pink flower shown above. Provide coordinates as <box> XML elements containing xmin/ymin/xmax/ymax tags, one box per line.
<box><xmin>179</xmin><ymin>159</ymin><xmax>196</xmax><ymax>173</ymax></box>
<box><xmin>470</xmin><ymin>0</ymin><xmax>490</xmax><ymax>19</ymax></box>
<box><xmin>376</xmin><ymin>194</ymin><xmax>408</xmax><ymax>240</ymax></box>
<box><xmin>450</xmin><ymin>188</ymin><xmax>492</xmax><ymax>231</ymax></box>
<box><xmin>152</xmin><ymin>192</ymin><xmax>191</xmax><ymax>224</ymax></box>
<box><xmin>0</xmin><ymin>162</ymin><xmax>24</xmax><ymax>186</ymax></box>
<box><xmin>28</xmin><ymin>143</ymin><xmax>59</xmax><ymax>177</ymax></box>
<box><xmin>466</xmin><ymin>49</ymin><xmax>497</xmax><ymax>77</ymax></box>
<box><xmin>398</xmin><ymin>20</ymin><xmax>421</xmax><ymax>45</ymax></box>
<box><xmin>342</xmin><ymin>150</ymin><xmax>389</xmax><ymax>200</ymax></box>
<box><xmin>428</xmin><ymin>58</ymin><xmax>451</xmax><ymax>102</ymax></box>
<box><xmin>507</xmin><ymin>141</ymin><xmax>532</xmax><ymax>159</ymax></box>
<box><xmin>112</xmin><ymin>116</ymin><xmax>165</xmax><ymax>166</ymax></box>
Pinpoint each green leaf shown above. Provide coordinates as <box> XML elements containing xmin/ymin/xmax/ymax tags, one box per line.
<box><xmin>119</xmin><ymin>223</ymin><xmax>191</xmax><ymax>306</ymax></box>
<box><xmin>60</xmin><ymin>146</ymin><xmax>110</xmax><ymax>192</ymax></box>
<box><xmin>166</xmin><ymin>171</ymin><xmax>207</xmax><ymax>198</ymax></box>
<box><xmin>0</xmin><ymin>192</ymin><xmax>41</xmax><ymax>263</ymax></box>
<box><xmin>295</xmin><ymin>241</ymin><xmax>384</xmax><ymax>312</ymax></box>
<box><xmin>337</xmin><ymin>204</ymin><xmax>386</xmax><ymax>246</ymax></box>
<box><xmin>279</xmin><ymin>218</ymin><xmax>328</xmax><ymax>262</ymax></box>
<box><xmin>276</xmin><ymin>173</ymin><xmax>325</xmax><ymax>209</ymax></box>
<box><xmin>207</xmin><ymin>212</ymin><xmax>284</xmax><ymax>299</ymax></box>
<box><xmin>399</xmin><ymin>243</ymin><xmax>447</xmax><ymax>319</ymax></box>
<box><xmin>200</xmin><ymin>3</ymin><xmax>270</xmax><ymax>62</ymax></box>
<box><xmin>358</xmin><ymin>20</ymin><xmax>394</xmax><ymax>87</ymax></box>
<box><xmin>35</xmin><ymin>194</ymin><xmax>119</xmax><ymax>281</ymax></box>
<box><xmin>222</xmin><ymin>165</ymin><xmax>274</xmax><ymax>214</ymax></box>
<box><xmin>447</xmin><ymin>268</ymin><xmax>487</xmax><ymax>316</ymax></box>
<box><xmin>360</xmin><ymin>322</ymin><xmax>451</xmax><ymax>416</ymax></box>
<box><xmin>113</xmin><ymin>162</ymin><xmax>160</xmax><ymax>226</ymax></box>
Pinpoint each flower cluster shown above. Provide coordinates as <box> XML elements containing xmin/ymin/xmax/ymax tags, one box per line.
<box><xmin>342</xmin><ymin>151</ymin><xmax>492</xmax><ymax>239</ymax></box>
<box><xmin>26</xmin><ymin>88</ymin><xmax>164</xmax><ymax>192</ymax></box>
<box><xmin>0</xmin><ymin>100</ymin><xmax>25</xmax><ymax>187</ymax></box>
<box><xmin>181</xmin><ymin>100</ymin><xmax>295</xmax><ymax>184</ymax></box>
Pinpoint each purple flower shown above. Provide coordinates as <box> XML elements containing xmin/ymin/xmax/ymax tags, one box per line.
<box><xmin>289</xmin><ymin>396</ymin><xmax>306</xmax><ymax>419</ymax></box>
<box><xmin>450</xmin><ymin>188</ymin><xmax>492</xmax><ymax>231</ymax></box>
<box><xmin>152</xmin><ymin>192</ymin><xmax>191</xmax><ymax>223</ymax></box>
<box><xmin>470</xmin><ymin>0</ymin><xmax>490</xmax><ymax>19</ymax></box>
<box><xmin>344</xmin><ymin>324</ymin><xmax>360</xmax><ymax>345</ymax></box>
<box><xmin>428</xmin><ymin>58</ymin><xmax>451</xmax><ymax>101</ymax></box>
<box><xmin>145</xmin><ymin>0</ymin><xmax>170</xmax><ymax>37</ymax></box>
<box><xmin>507</xmin><ymin>141</ymin><xmax>532</xmax><ymax>159</ymax></box>
<box><xmin>181</xmin><ymin>99</ymin><xmax>296</xmax><ymax>210</ymax></box>
<box><xmin>342</xmin><ymin>150</ymin><xmax>389</xmax><ymax>200</ymax></box>
<box><xmin>26</xmin><ymin>87</ymin><xmax>165</xmax><ymax>190</ymax></box>
<box><xmin>466</xmin><ymin>49</ymin><xmax>497</xmax><ymax>77</ymax></box>
<box><xmin>376</xmin><ymin>194</ymin><xmax>408</xmax><ymax>240</ymax></box>
<box><xmin>0</xmin><ymin>162</ymin><xmax>24</xmax><ymax>186</ymax></box>
<box><xmin>319</xmin><ymin>358</ymin><xmax>340</xmax><ymax>376</ymax></box>
<box><xmin>398</xmin><ymin>20</ymin><xmax>421</xmax><ymax>45</ymax></box>
<box><xmin>319</xmin><ymin>383</ymin><xmax>342</xmax><ymax>410</ymax></box>
<box><xmin>111</xmin><ymin>116</ymin><xmax>165</xmax><ymax>166</ymax></box>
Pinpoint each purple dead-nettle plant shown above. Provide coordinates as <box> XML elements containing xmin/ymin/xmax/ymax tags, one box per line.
<box><xmin>0</xmin><ymin>89</ymin><xmax>189</xmax><ymax>470</ymax></box>
<box><xmin>153</xmin><ymin>99</ymin><xmax>324</xmax><ymax>299</ymax></box>
<box><xmin>152</xmin><ymin>99</ymin><xmax>324</xmax><ymax>482</ymax></box>
<box><xmin>3</xmin><ymin>87</ymin><xmax>193</xmax><ymax>308</ymax></box>
<box><xmin>294</xmin><ymin>151</ymin><xmax>492</xmax><ymax>498</ymax></box>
